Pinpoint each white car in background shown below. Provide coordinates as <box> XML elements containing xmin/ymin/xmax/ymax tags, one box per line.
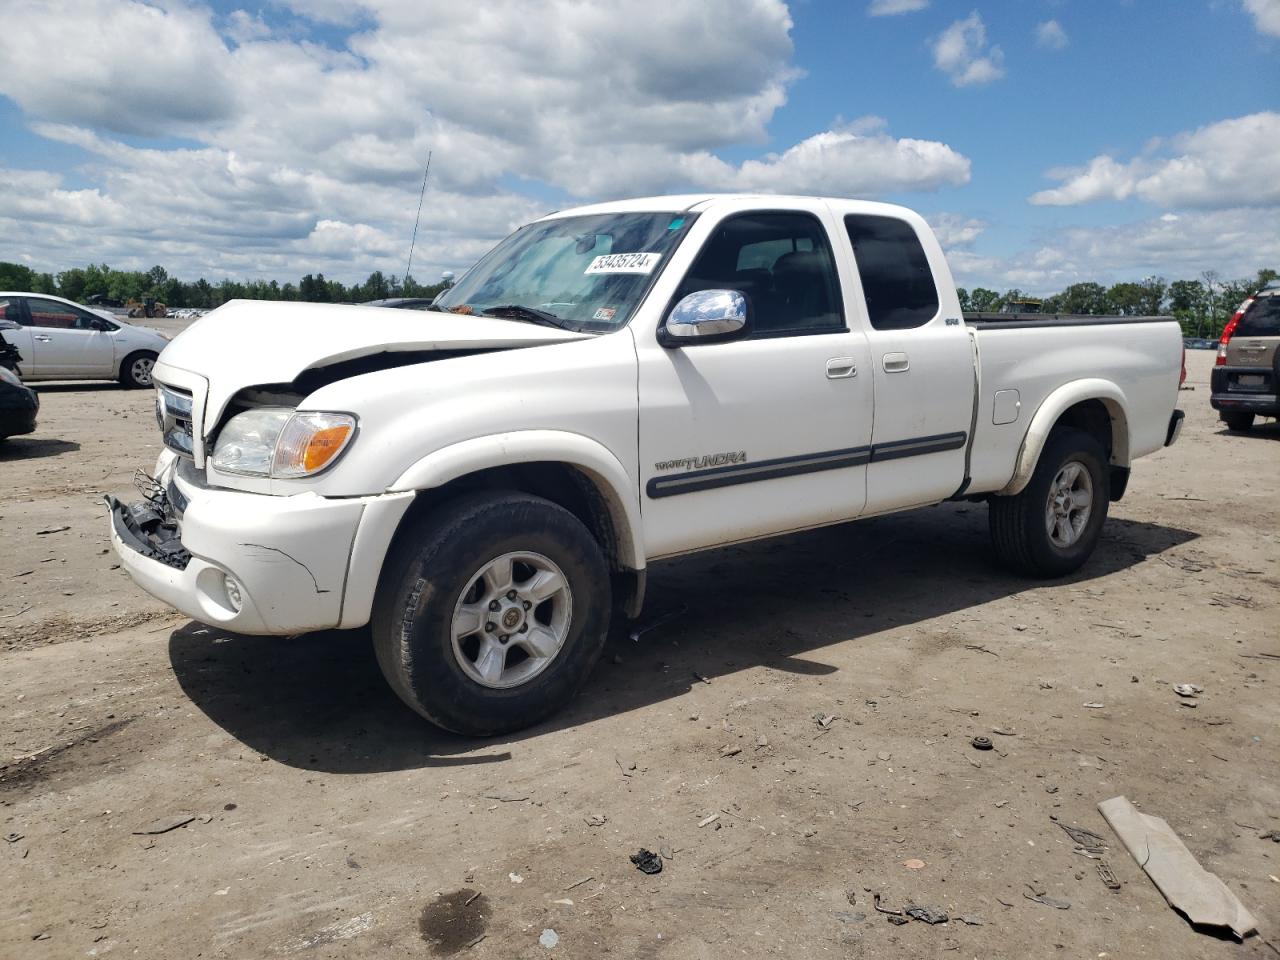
<box><xmin>0</xmin><ymin>292</ymin><xmax>170</xmax><ymax>387</ymax></box>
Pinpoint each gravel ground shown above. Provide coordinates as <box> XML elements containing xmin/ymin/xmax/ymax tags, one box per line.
<box><xmin>1</xmin><ymin>349</ymin><xmax>1277</xmax><ymax>959</ymax></box>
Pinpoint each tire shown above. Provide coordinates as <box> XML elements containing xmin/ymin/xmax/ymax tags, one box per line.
<box><xmin>989</xmin><ymin>427</ymin><xmax>1110</xmax><ymax>578</ymax></box>
<box><xmin>371</xmin><ymin>491</ymin><xmax>611</xmax><ymax>736</ymax></box>
<box><xmin>1221</xmin><ymin>411</ymin><xmax>1254</xmax><ymax>432</ymax></box>
<box><xmin>119</xmin><ymin>350</ymin><xmax>158</xmax><ymax>389</ymax></box>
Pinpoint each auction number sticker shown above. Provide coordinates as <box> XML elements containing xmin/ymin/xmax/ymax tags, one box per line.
<box><xmin>584</xmin><ymin>252</ymin><xmax>662</xmax><ymax>275</ymax></box>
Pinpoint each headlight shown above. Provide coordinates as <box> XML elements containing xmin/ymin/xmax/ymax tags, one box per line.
<box><xmin>211</xmin><ymin>408</ymin><xmax>356</xmax><ymax>478</ymax></box>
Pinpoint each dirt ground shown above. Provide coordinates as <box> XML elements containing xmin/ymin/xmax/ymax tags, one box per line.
<box><xmin>1</xmin><ymin>349</ymin><xmax>1277</xmax><ymax>959</ymax></box>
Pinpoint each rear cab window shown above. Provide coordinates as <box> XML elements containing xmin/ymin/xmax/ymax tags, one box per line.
<box><xmin>843</xmin><ymin>215</ymin><xmax>939</xmax><ymax>330</ymax></box>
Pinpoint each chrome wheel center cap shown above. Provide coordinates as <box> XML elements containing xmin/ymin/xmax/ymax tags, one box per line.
<box><xmin>500</xmin><ymin>605</ymin><xmax>524</xmax><ymax>631</ymax></box>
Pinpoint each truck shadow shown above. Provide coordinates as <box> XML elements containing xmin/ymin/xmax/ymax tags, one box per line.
<box><xmin>0</xmin><ymin>437</ymin><xmax>80</xmax><ymax>460</ymax></box>
<box><xmin>168</xmin><ymin>502</ymin><xmax>1196</xmax><ymax>774</ymax></box>
<box><xmin>1215</xmin><ymin>421</ymin><xmax>1280</xmax><ymax>440</ymax></box>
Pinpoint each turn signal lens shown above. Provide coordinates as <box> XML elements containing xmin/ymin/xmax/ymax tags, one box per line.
<box><xmin>272</xmin><ymin>412</ymin><xmax>356</xmax><ymax>477</ymax></box>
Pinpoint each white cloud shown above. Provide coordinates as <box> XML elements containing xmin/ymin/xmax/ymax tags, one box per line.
<box><xmin>0</xmin><ymin>0</ymin><xmax>236</xmax><ymax>136</ymax></box>
<box><xmin>1034</xmin><ymin>19</ymin><xmax>1068</xmax><ymax>49</ymax></box>
<box><xmin>932</xmin><ymin>12</ymin><xmax>1005</xmax><ymax>87</ymax></box>
<box><xmin>1030</xmin><ymin>112</ymin><xmax>1280</xmax><ymax>208</ymax></box>
<box><xmin>683</xmin><ymin>124</ymin><xmax>970</xmax><ymax>196</ymax></box>
<box><xmin>867</xmin><ymin>0</ymin><xmax>929</xmax><ymax>15</ymax></box>
<box><xmin>949</xmin><ymin>208</ymin><xmax>1280</xmax><ymax>294</ymax></box>
<box><xmin>1243</xmin><ymin>0</ymin><xmax>1280</xmax><ymax>37</ymax></box>
<box><xmin>926</xmin><ymin>213</ymin><xmax>987</xmax><ymax>249</ymax></box>
<box><xmin>0</xmin><ymin>0</ymin><xmax>975</xmax><ymax>283</ymax></box>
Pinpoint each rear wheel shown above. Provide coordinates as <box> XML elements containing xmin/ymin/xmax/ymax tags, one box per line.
<box><xmin>119</xmin><ymin>351</ymin><xmax>157</xmax><ymax>389</ymax></box>
<box><xmin>1221</xmin><ymin>411</ymin><xmax>1254</xmax><ymax>432</ymax></box>
<box><xmin>989</xmin><ymin>427</ymin><xmax>1110</xmax><ymax>578</ymax></box>
<box><xmin>371</xmin><ymin>491</ymin><xmax>611</xmax><ymax>736</ymax></box>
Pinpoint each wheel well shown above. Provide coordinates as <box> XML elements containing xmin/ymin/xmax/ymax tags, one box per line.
<box><xmin>399</xmin><ymin>462</ymin><xmax>623</xmax><ymax>570</ymax></box>
<box><xmin>1053</xmin><ymin>398</ymin><xmax>1119</xmax><ymax>464</ymax></box>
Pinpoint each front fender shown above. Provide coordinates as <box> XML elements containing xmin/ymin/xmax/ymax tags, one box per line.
<box><xmin>388</xmin><ymin>430</ymin><xmax>645</xmax><ymax>571</ymax></box>
<box><xmin>1000</xmin><ymin>379</ymin><xmax>1131</xmax><ymax>496</ymax></box>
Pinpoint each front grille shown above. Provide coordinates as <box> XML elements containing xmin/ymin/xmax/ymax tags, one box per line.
<box><xmin>156</xmin><ymin>384</ymin><xmax>195</xmax><ymax>459</ymax></box>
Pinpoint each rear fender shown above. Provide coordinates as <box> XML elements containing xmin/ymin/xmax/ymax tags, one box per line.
<box><xmin>999</xmin><ymin>379</ymin><xmax>1131</xmax><ymax>496</ymax></box>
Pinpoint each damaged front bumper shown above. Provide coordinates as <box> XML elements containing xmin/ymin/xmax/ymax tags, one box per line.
<box><xmin>107</xmin><ymin>453</ymin><xmax>414</xmax><ymax>635</ymax></box>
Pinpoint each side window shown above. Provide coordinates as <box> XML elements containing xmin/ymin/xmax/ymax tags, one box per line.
<box><xmin>677</xmin><ymin>212</ymin><xmax>844</xmax><ymax>336</ymax></box>
<box><xmin>844</xmin><ymin>215</ymin><xmax>939</xmax><ymax>331</ymax></box>
<box><xmin>0</xmin><ymin>297</ymin><xmax>21</xmax><ymax>324</ymax></box>
<box><xmin>24</xmin><ymin>298</ymin><xmax>82</xmax><ymax>330</ymax></box>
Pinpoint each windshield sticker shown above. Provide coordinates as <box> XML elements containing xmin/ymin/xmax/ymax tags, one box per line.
<box><xmin>667</xmin><ymin>217</ymin><xmax>685</xmax><ymax>230</ymax></box>
<box><xmin>584</xmin><ymin>252</ymin><xmax>662</xmax><ymax>275</ymax></box>
<box><xmin>593</xmin><ymin>307</ymin><xmax>617</xmax><ymax>322</ymax></box>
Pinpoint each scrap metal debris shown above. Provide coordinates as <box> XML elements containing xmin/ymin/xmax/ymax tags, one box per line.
<box><xmin>1098</xmin><ymin>861</ymin><xmax>1122</xmax><ymax>891</ymax></box>
<box><xmin>872</xmin><ymin>893</ymin><xmax>902</xmax><ymax>916</ymax></box>
<box><xmin>1174</xmin><ymin>684</ymin><xmax>1204</xmax><ymax>698</ymax></box>
<box><xmin>971</xmin><ymin>736</ymin><xmax>993</xmax><ymax>751</ymax></box>
<box><xmin>627</xmin><ymin>605</ymin><xmax>686</xmax><ymax>642</ymax></box>
<box><xmin>132</xmin><ymin>814</ymin><xmax>195</xmax><ymax>835</ymax></box>
<box><xmin>905</xmin><ymin>904</ymin><xmax>949</xmax><ymax>924</ymax></box>
<box><xmin>1053</xmin><ymin>818</ymin><xmax>1108</xmax><ymax>854</ymax></box>
<box><xmin>1023</xmin><ymin>886</ymin><xmax>1071</xmax><ymax>910</ymax></box>
<box><xmin>629</xmin><ymin>849</ymin><xmax>663</xmax><ymax>875</ymax></box>
<box><xmin>956</xmin><ymin>915</ymin><xmax>985</xmax><ymax>926</ymax></box>
<box><xmin>1098</xmin><ymin>795</ymin><xmax>1257</xmax><ymax>939</ymax></box>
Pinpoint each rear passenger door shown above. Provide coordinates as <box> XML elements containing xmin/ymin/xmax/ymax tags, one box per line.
<box><xmin>841</xmin><ymin>212</ymin><xmax>975</xmax><ymax>512</ymax></box>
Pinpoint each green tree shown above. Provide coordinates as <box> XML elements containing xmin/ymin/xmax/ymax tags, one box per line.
<box><xmin>1105</xmin><ymin>282</ymin><xmax>1146</xmax><ymax>316</ymax></box>
<box><xmin>0</xmin><ymin>262</ymin><xmax>36</xmax><ymax>290</ymax></box>
<box><xmin>1137</xmin><ymin>276</ymin><xmax>1167</xmax><ymax>316</ymax></box>
<box><xmin>968</xmin><ymin>287</ymin><xmax>1000</xmax><ymax>312</ymax></box>
<box><xmin>1052</xmin><ymin>282</ymin><xmax>1108</xmax><ymax>315</ymax></box>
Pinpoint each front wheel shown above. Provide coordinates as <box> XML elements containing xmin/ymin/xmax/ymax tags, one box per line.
<box><xmin>989</xmin><ymin>427</ymin><xmax>1110</xmax><ymax>578</ymax></box>
<box><xmin>1221</xmin><ymin>411</ymin><xmax>1254</xmax><ymax>432</ymax></box>
<box><xmin>371</xmin><ymin>492</ymin><xmax>611</xmax><ymax>736</ymax></box>
<box><xmin>119</xmin><ymin>351</ymin><xmax>158</xmax><ymax>389</ymax></box>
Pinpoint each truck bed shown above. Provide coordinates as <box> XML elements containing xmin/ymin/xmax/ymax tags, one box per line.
<box><xmin>964</xmin><ymin>313</ymin><xmax>1173</xmax><ymax>328</ymax></box>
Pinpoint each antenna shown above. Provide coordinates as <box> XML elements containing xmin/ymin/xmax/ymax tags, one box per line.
<box><xmin>404</xmin><ymin>151</ymin><xmax>432</xmax><ymax>289</ymax></box>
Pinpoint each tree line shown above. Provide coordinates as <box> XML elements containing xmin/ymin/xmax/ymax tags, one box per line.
<box><xmin>959</xmin><ymin>269</ymin><xmax>1277</xmax><ymax>337</ymax></box>
<box><xmin>2</xmin><ymin>260</ymin><xmax>1275</xmax><ymax>336</ymax></box>
<box><xmin>0</xmin><ymin>262</ymin><xmax>446</xmax><ymax>310</ymax></box>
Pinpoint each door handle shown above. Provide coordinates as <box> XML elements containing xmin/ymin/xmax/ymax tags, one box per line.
<box><xmin>826</xmin><ymin>357</ymin><xmax>857</xmax><ymax>379</ymax></box>
<box><xmin>882</xmin><ymin>352</ymin><xmax>910</xmax><ymax>373</ymax></box>
<box><xmin>34</xmin><ymin>335</ymin><xmax>52</xmax><ymax>342</ymax></box>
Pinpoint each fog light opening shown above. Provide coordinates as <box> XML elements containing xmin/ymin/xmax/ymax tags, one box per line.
<box><xmin>223</xmin><ymin>575</ymin><xmax>243</xmax><ymax>613</ymax></box>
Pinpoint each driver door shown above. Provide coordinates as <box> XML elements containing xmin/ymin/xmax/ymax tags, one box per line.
<box><xmin>636</xmin><ymin>203</ymin><xmax>874</xmax><ymax>559</ymax></box>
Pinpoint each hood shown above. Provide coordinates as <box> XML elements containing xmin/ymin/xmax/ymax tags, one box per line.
<box><xmin>155</xmin><ymin>299</ymin><xmax>590</xmax><ymax>427</ymax></box>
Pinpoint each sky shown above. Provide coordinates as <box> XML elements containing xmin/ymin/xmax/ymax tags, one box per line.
<box><xmin>0</xmin><ymin>0</ymin><xmax>1277</xmax><ymax>294</ymax></box>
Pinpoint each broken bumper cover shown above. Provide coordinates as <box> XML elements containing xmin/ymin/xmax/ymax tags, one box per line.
<box><xmin>107</xmin><ymin>465</ymin><xmax>413</xmax><ymax>635</ymax></box>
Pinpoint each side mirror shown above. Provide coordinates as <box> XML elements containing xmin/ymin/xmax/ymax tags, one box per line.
<box><xmin>659</xmin><ymin>289</ymin><xmax>749</xmax><ymax>347</ymax></box>
<box><xmin>91</xmin><ymin>318</ymin><xmax>110</xmax><ymax>331</ymax></box>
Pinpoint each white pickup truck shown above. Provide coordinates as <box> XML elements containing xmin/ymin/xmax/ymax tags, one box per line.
<box><xmin>108</xmin><ymin>195</ymin><xmax>1185</xmax><ymax>735</ymax></box>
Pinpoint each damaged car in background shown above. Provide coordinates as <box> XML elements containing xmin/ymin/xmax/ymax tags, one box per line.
<box><xmin>108</xmin><ymin>195</ymin><xmax>1185</xmax><ymax>736</ymax></box>
<box><xmin>0</xmin><ymin>312</ymin><xmax>39</xmax><ymax>442</ymax></box>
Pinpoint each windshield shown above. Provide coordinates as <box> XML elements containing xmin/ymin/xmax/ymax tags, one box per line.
<box><xmin>434</xmin><ymin>211</ymin><xmax>697</xmax><ymax>332</ymax></box>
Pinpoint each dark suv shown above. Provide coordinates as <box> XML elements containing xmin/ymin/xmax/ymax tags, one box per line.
<box><xmin>1211</xmin><ymin>284</ymin><xmax>1280</xmax><ymax>431</ymax></box>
